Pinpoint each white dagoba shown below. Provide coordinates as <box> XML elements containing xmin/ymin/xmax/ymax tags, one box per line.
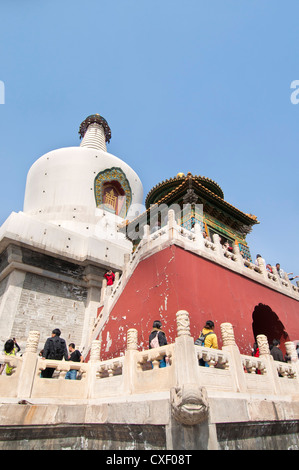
<box><xmin>0</xmin><ymin>115</ymin><xmax>143</xmax><ymax>350</ymax></box>
<box><xmin>23</xmin><ymin>114</ymin><xmax>143</xmax><ymax>239</ymax></box>
<box><xmin>0</xmin><ymin>114</ymin><xmax>144</xmax><ymax>266</ymax></box>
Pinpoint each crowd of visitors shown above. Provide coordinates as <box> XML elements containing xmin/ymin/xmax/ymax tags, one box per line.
<box><xmin>40</xmin><ymin>329</ymin><xmax>83</xmax><ymax>379</ymax></box>
<box><xmin>0</xmin><ymin>338</ymin><xmax>20</xmax><ymax>376</ymax></box>
<box><xmin>0</xmin><ymin>266</ymin><xmax>297</xmax><ymax>379</ymax></box>
<box><xmin>254</xmin><ymin>255</ymin><xmax>298</xmax><ymax>283</ymax></box>
<box><xmin>186</xmin><ymin>221</ymin><xmax>298</xmax><ymax>284</ymax></box>
<box><xmin>0</xmin><ymin>329</ymin><xmax>83</xmax><ymax>379</ymax></box>
<box><xmin>0</xmin><ymin>317</ymin><xmax>298</xmax><ymax>379</ymax></box>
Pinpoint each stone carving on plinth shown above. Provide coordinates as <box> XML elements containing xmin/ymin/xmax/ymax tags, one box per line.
<box><xmin>90</xmin><ymin>340</ymin><xmax>101</xmax><ymax>362</ymax></box>
<box><xmin>220</xmin><ymin>322</ymin><xmax>236</xmax><ymax>347</ymax></box>
<box><xmin>127</xmin><ymin>328</ymin><xmax>138</xmax><ymax>350</ymax></box>
<box><xmin>25</xmin><ymin>331</ymin><xmax>40</xmax><ymax>354</ymax></box>
<box><xmin>176</xmin><ymin>310</ymin><xmax>191</xmax><ymax>337</ymax></box>
<box><xmin>170</xmin><ymin>383</ymin><xmax>209</xmax><ymax>426</ymax></box>
<box><xmin>256</xmin><ymin>334</ymin><xmax>270</xmax><ymax>356</ymax></box>
<box><xmin>285</xmin><ymin>341</ymin><xmax>298</xmax><ymax>362</ymax></box>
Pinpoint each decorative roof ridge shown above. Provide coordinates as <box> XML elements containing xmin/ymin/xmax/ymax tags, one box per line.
<box><xmin>191</xmin><ymin>179</ymin><xmax>259</xmax><ymax>223</ymax></box>
<box><xmin>148</xmin><ymin>174</ymin><xmax>184</xmax><ymax>191</ymax></box>
<box><xmin>121</xmin><ymin>175</ymin><xmax>259</xmax><ymax>231</ymax></box>
<box><xmin>145</xmin><ymin>172</ymin><xmax>224</xmax><ymax>205</ymax></box>
<box><xmin>154</xmin><ymin>177</ymin><xmax>259</xmax><ymax>224</ymax></box>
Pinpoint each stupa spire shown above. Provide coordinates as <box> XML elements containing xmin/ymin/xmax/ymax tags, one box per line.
<box><xmin>79</xmin><ymin>114</ymin><xmax>111</xmax><ymax>152</ymax></box>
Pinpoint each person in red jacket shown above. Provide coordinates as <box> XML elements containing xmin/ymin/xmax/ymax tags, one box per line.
<box><xmin>104</xmin><ymin>270</ymin><xmax>115</xmax><ymax>286</ymax></box>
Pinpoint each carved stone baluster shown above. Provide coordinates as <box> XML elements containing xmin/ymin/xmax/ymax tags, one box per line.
<box><xmin>25</xmin><ymin>330</ymin><xmax>40</xmax><ymax>354</ymax></box>
<box><xmin>176</xmin><ymin>310</ymin><xmax>191</xmax><ymax>337</ymax></box>
<box><xmin>285</xmin><ymin>341</ymin><xmax>298</xmax><ymax>363</ymax></box>
<box><xmin>90</xmin><ymin>339</ymin><xmax>101</xmax><ymax>362</ymax></box>
<box><xmin>246</xmin><ymin>360</ymin><xmax>256</xmax><ymax>374</ymax></box>
<box><xmin>207</xmin><ymin>356</ymin><xmax>216</xmax><ymax>368</ymax></box>
<box><xmin>256</xmin><ymin>335</ymin><xmax>270</xmax><ymax>356</ymax></box>
<box><xmin>151</xmin><ymin>358</ymin><xmax>161</xmax><ymax>369</ymax></box>
<box><xmin>127</xmin><ymin>329</ymin><xmax>138</xmax><ymax>351</ymax></box>
<box><xmin>107</xmin><ymin>364</ymin><xmax>114</xmax><ymax>377</ymax></box>
<box><xmin>17</xmin><ymin>331</ymin><xmax>41</xmax><ymax>400</ymax></box>
<box><xmin>220</xmin><ymin>322</ymin><xmax>248</xmax><ymax>392</ymax></box>
<box><xmin>220</xmin><ymin>323</ymin><xmax>236</xmax><ymax>347</ymax></box>
<box><xmin>58</xmin><ymin>367</ymin><xmax>68</xmax><ymax>380</ymax></box>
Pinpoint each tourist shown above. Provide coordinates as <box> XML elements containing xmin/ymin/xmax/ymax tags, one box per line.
<box><xmin>65</xmin><ymin>343</ymin><xmax>84</xmax><ymax>380</ymax></box>
<box><xmin>0</xmin><ymin>339</ymin><xmax>17</xmax><ymax>376</ymax></box>
<box><xmin>41</xmin><ymin>328</ymin><xmax>68</xmax><ymax>378</ymax></box>
<box><xmin>149</xmin><ymin>320</ymin><xmax>169</xmax><ymax>368</ymax></box>
<box><xmin>104</xmin><ymin>270</ymin><xmax>115</xmax><ymax>286</ymax></box>
<box><xmin>252</xmin><ymin>342</ymin><xmax>261</xmax><ymax>374</ymax></box>
<box><xmin>202</xmin><ymin>231</ymin><xmax>211</xmax><ymax>241</ymax></box>
<box><xmin>196</xmin><ymin>320</ymin><xmax>218</xmax><ymax>349</ymax></box>
<box><xmin>223</xmin><ymin>241</ymin><xmax>229</xmax><ymax>250</ymax></box>
<box><xmin>196</xmin><ymin>320</ymin><xmax>218</xmax><ymax>367</ymax></box>
<box><xmin>12</xmin><ymin>337</ymin><xmax>21</xmax><ymax>354</ymax></box>
<box><xmin>222</xmin><ymin>240</ymin><xmax>232</xmax><ymax>252</ymax></box>
<box><xmin>276</xmin><ymin>263</ymin><xmax>285</xmax><ymax>279</ymax></box>
<box><xmin>252</xmin><ymin>342</ymin><xmax>259</xmax><ymax>357</ymax></box>
<box><xmin>255</xmin><ymin>254</ymin><xmax>266</xmax><ymax>268</ymax></box>
<box><xmin>270</xmin><ymin>339</ymin><xmax>284</xmax><ymax>362</ymax></box>
<box><xmin>275</xmin><ymin>264</ymin><xmax>298</xmax><ymax>282</ymax></box>
<box><xmin>266</xmin><ymin>264</ymin><xmax>273</xmax><ymax>273</ymax></box>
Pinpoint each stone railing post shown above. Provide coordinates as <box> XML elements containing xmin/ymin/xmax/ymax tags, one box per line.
<box><xmin>272</xmin><ymin>266</ymin><xmax>288</xmax><ymax>289</ymax></box>
<box><xmin>233</xmin><ymin>243</ymin><xmax>245</xmax><ymax>268</ymax></box>
<box><xmin>256</xmin><ymin>334</ymin><xmax>280</xmax><ymax>394</ymax></box>
<box><xmin>143</xmin><ymin>224</ymin><xmax>150</xmax><ymax>241</ymax></box>
<box><xmin>193</xmin><ymin>223</ymin><xmax>204</xmax><ymax>249</ymax></box>
<box><xmin>121</xmin><ymin>253</ymin><xmax>131</xmax><ymax>281</ymax></box>
<box><xmin>90</xmin><ymin>339</ymin><xmax>101</xmax><ymax>362</ymax></box>
<box><xmin>212</xmin><ymin>233</ymin><xmax>223</xmax><ymax>258</ymax></box>
<box><xmin>220</xmin><ymin>323</ymin><xmax>247</xmax><ymax>393</ymax></box>
<box><xmin>17</xmin><ymin>330</ymin><xmax>40</xmax><ymax>400</ymax></box>
<box><xmin>123</xmin><ymin>328</ymin><xmax>138</xmax><ymax>395</ymax></box>
<box><xmin>256</xmin><ymin>334</ymin><xmax>270</xmax><ymax>356</ymax></box>
<box><xmin>285</xmin><ymin>341</ymin><xmax>298</xmax><ymax>363</ymax></box>
<box><xmin>87</xmin><ymin>339</ymin><xmax>101</xmax><ymax>399</ymax></box>
<box><xmin>126</xmin><ymin>328</ymin><xmax>138</xmax><ymax>351</ymax></box>
<box><xmin>284</xmin><ymin>341</ymin><xmax>299</xmax><ymax>381</ymax></box>
<box><xmin>174</xmin><ymin>310</ymin><xmax>200</xmax><ymax>386</ymax></box>
<box><xmin>168</xmin><ymin>209</ymin><xmax>177</xmax><ymax>241</ymax></box>
<box><xmin>285</xmin><ymin>274</ymin><xmax>296</xmax><ymax>290</ymax></box>
<box><xmin>271</xmin><ymin>266</ymin><xmax>278</xmax><ymax>277</ymax></box>
<box><xmin>170</xmin><ymin>310</ymin><xmax>216</xmax><ymax>449</ymax></box>
<box><xmin>100</xmin><ymin>278</ymin><xmax>107</xmax><ymax>303</ymax></box>
<box><xmin>256</xmin><ymin>257</ymin><xmax>268</xmax><ymax>279</ymax></box>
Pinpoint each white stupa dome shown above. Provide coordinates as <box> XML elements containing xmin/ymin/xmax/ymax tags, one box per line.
<box><xmin>23</xmin><ymin>114</ymin><xmax>144</xmax><ymax>233</ymax></box>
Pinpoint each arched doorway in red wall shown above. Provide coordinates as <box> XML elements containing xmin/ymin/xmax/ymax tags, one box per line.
<box><xmin>252</xmin><ymin>303</ymin><xmax>289</xmax><ymax>355</ymax></box>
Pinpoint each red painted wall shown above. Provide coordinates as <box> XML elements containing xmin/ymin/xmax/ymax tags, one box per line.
<box><xmin>98</xmin><ymin>245</ymin><xmax>299</xmax><ymax>359</ymax></box>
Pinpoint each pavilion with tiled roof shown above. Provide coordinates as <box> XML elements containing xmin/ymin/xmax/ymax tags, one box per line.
<box><xmin>122</xmin><ymin>172</ymin><xmax>259</xmax><ymax>260</ymax></box>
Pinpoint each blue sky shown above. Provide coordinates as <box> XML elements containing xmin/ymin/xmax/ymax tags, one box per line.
<box><xmin>0</xmin><ymin>0</ymin><xmax>298</xmax><ymax>275</ymax></box>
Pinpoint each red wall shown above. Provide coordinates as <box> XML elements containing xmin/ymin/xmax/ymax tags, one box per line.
<box><xmin>98</xmin><ymin>246</ymin><xmax>299</xmax><ymax>359</ymax></box>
